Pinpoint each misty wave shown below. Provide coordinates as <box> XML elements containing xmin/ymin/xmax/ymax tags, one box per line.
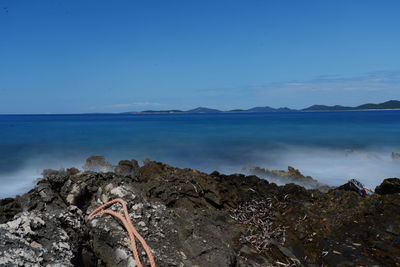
<box><xmin>1</xmin><ymin>112</ymin><xmax>400</xmax><ymax>198</ymax></box>
<box><xmin>1</xmin><ymin>145</ymin><xmax>399</xmax><ymax>199</ymax></box>
<box><xmin>250</xmin><ymin>146</ymin><xmax>400</xmax><ymax>189</ymax></box>
<box><xmin>0</xmin><ymin>157</ymin><xmax>85</xmax><ymax>198</ymax></box>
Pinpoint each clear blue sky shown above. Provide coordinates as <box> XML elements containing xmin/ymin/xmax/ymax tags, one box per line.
<box><xmin>1</xmin><ymin>0</ymin><xmax>399</xmax><ymax>113</ymax></box>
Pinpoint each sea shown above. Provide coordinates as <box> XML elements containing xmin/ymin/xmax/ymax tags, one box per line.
<box><xmin>1</xmin><ymin>110</ymin><xmax>400</xmax><ymax>198</ymax></box>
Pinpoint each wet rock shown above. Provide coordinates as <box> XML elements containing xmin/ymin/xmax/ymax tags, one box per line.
<box><xmin>67</xmin><ymin>167</ymin><xmax>80</xmax><ymax>175</ymax></box>
<box><xmin>375</xmin><ymin>178</ymin><xmax>400</xmax><ymax>194</ymax></box>
<box><xmin>43</xmin><ymin>169</ymin><xmax>70</xmax><ymax>190</ymax></box>
<box><xmin>244</xmin><ymin>165</ymin><xmax>331</xmax><ymax>192</ymax></box>
<box><xmin>83</xmin><ymin>156</ymin><xmax>114</xmax><ymax>172</ymax></box>
<box><xmin>114</xmin><ymin>160</ymin><xmax>139</xmax><ymax>177</ymax></box>
<box><xmin>392</xmin><ymin>152</ymin><xmax>400</xmax><ymax>161</ymax></box>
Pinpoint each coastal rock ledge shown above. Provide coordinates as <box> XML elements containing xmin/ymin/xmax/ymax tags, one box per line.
<box><xmin>1</xmin><ymin>157</ymin><xmax>400</xmax><ymax>266</ymax></box>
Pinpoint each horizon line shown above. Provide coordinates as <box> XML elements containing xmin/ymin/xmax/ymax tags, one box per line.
<box><xmin>0</xmin><ymin>99</ymin><xmax>399</xmax><ymax>115</ymax></box>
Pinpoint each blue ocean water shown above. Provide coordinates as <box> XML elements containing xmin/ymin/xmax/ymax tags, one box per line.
<box><xmin>1</xmin><ymin>111</ymin><xmax>400</xmax><ymax>198</ymax></box>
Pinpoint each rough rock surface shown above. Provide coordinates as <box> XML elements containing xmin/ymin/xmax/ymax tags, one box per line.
<box><xmin>243</xmin><ymin>165</ymin><xmax>332</xmax><ymax>192</ymax></box>
<box><xmin>0</xmin><ymin>157</ymin><xmax>399</xmax><ymax>266</ymax></box>
<box><xmin>83</xmin><ymin>156</ymin><xmax>114</xmax><ymax>172</ymax></box>
<box><xmin>375</xmin><ymin>178</ymin><xmax>400</xmax><ymax>195</ymax></box>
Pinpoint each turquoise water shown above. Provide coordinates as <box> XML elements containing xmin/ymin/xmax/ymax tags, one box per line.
<box><xmin>1</xmin><ymin>111</ymin><xmax>400</xmax><ymax>197</ymax></box>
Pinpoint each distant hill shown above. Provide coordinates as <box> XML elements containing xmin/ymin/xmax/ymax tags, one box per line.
<box><xmin>227</xmin><ymin>109</ymin><xmax>248</xmax><ymax>112</ymax></box>
<box><xmin>124</xmin><ymin>100</ymin><xmax>400</xmax><ymax>114</ymax></box>
<box><xmin>356</xmin><ymin>100</ymin><xmax>400</xmax><ymax>110</ymax></box>
<box><xmin>247</xmin><ymin>106</ymin><xmax>276</xmax><ymax>112</ymax></box>
<box><xmin>303</xmin><ymin>105</ymin><xmax>353</xmax><ymax>111</ymax></box>
<box><xmin>124</xmin><ymin>110</ymin><xmax>183</xmax><ymax>114</ymax></box>
<box><xmin>247</xmin><ymin>106</ymin><xmax>296</xmax><ymax>112</ymax></box>
<box><xmin>185</xmin><ymin>107</ymin><xmax>222</xmax><ymax>113</ymax></box>
<box><xmin>303</xmin><ymin>100</ymin><xmax>400</xmax><ymax>111</ymax></box>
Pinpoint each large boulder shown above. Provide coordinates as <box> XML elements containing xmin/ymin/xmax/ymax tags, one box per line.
<box><xmin>83</xmin><ymin>156</ymin><xmax>114</xmax><ymax>172</ymax></box>
<box><xmin>114</xmin><ymin>160</ymin><xmax>139</xmax><ymax>177</ymax></box>
<box><xmin>335</xmin><ymin>181</ymin><xmax>363</xmax><ymax>195</ymax></box>
<box><xmin>375</xmin><ymin>178</ymin><xmax>400</xmax><ymax>195</ymax></box>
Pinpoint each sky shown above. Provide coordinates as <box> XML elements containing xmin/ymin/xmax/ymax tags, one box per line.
<box><xmin>0</xmin><ymin>0</ymin><xmax>399</xmax><ymax>113</ymax></box>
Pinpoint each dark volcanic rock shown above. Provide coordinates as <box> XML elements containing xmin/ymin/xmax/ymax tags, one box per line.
<box><xmin>1</xmin><ymin>157</ymin><xmax>400</xmax><ymax>266</ymax></box>
<box><xmin>114</xmin><ymin>160</ymin><xmax>139</xmax><ymax>177</ymax></box>
<box><xmin>334</xmin><ymin>180</ymin><xmax>368</xmax><ymax>196</ymax></box>
<box><xmin>0</xmin><ymin>198</ymin><xmax>21</xmax><ymax>224</ymax></box>
<box><xmin>83</xmin><ymin>156</ymin><xmax>114</xmax><ymax>172</ymax></box>
<box><xmin>244</xmin><ymin>165</ymin><xmax>332</xmax><ymax>192</ymax></box>
<box><xmin>375</xmin><ymin>178</ymin><xmax>400</xmax><ymax>195</ymax></box>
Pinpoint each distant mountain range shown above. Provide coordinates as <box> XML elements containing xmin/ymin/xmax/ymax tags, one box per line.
<box><xmin>186</xmin><ymin>107</ymin><xmax>222</xmax><ymax>113</ymax></box>
<box><xmin>246</xmin><ymin>106</ymin><xmax>296</xmax><ymax>112</ymax></box>
<box><xmin>123</xmin><ymin>100</ymin><xmax>400</xmax><ymax>114</ymax></box>
<box><xmin>303</xmin><ymin>100</ymin><xmax>400</xmax><ymax>111</ymax></box>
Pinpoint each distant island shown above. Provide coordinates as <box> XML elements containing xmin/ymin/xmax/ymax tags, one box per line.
<box><xmin>303</xmin><ymin>100</ymin><xmax>400</xmax><ymax>111</ymax></box>
<box><xmin>123</xmin><ymin>100</ymin><xmax>400</xmax><ymax>114</ymax></box>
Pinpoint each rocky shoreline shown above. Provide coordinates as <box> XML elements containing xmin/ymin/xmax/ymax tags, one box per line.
<box><xmin>1</xmin><ymin>156</ymin><xmax>400</xmax><ymax>266</ymax></box>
